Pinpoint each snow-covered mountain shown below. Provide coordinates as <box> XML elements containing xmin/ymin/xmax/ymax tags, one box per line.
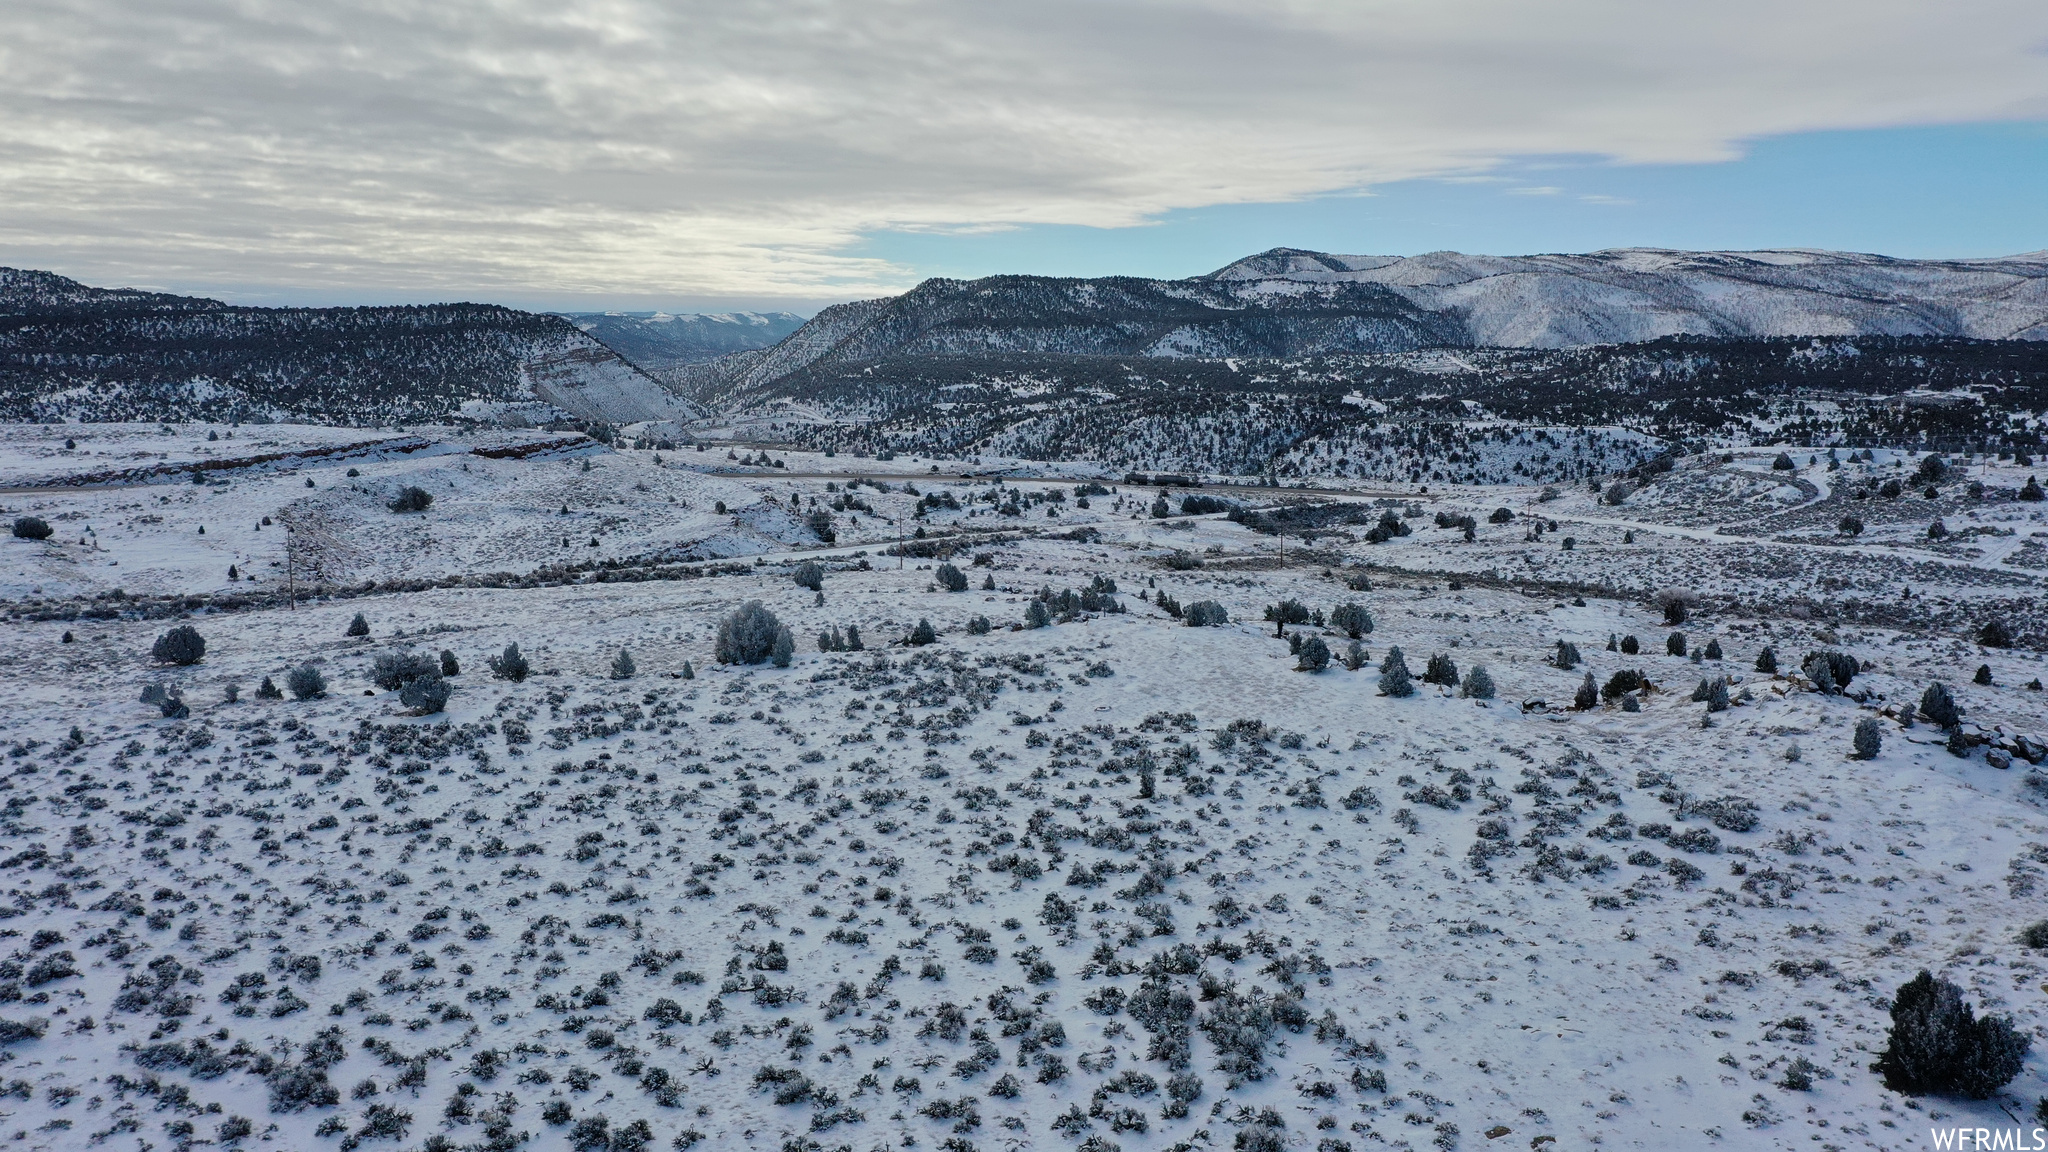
<box><xmin>0</xmin><ymin>268</ymin><xmax>699</xmax><ymax>426</ymax></box>
<box><xmin>1204</xmin><ymin>247</ymin><xmax>2048</xmax><ymax>346</ymax></box>
<box><xmin>679</xmin><ymin>247</ymin><xmax>2048</xmax><ymax>405</ymax></box>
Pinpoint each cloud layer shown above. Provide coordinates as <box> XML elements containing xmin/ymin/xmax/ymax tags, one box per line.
<box><xmin>3</xmin><ymin>0</ymin><xmax>2045</xmax><ymax>300</ymax></box>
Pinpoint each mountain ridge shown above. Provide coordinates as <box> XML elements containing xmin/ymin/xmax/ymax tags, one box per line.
<box><xmin>677</xmin><ymin>245</ymin><xmax>2048</xmax><ymax>406</ymax></box>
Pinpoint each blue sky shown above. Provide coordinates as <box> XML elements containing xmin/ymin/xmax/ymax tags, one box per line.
<box><xmin>853</xmin><ymin>123</ymin><xmax>2048</xmax><ymax>289</ymax></box>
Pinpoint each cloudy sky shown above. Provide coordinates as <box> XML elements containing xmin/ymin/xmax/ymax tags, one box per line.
<box><xmin>2</xmin><ymin>0</ymin><xmax>2046</xmax><ymax>311</ymax></box>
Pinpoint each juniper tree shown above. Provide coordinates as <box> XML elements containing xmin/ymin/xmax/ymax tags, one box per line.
<box><xmin>152</xmin><ymin>625</ymin><xmax>206</xmax><ymax>666</ymax></box>
<box><xmin>1295</xmin><ymin>637</ymin><xmax>1330</xmax><ymax>673</ymax></box>
<box><xmin>908</xmin><ymin>619</ymin><xmax>937</xmax><ymax>647</ymax></box>
<box><xmin>966</xmin><ymin>615</ymin><xmax>992</xmax><ymax>635</ymax></box>
<box><xmin>1378</xmin><ymin>648</ymin><xmax>1413</xmax><ymax>697</ymax></box>
<box><xmin>1703</xmin><ymin>638</ymin><xmax>1722</xmax><ymax>660</ymax></box>
<box><xmin>346</xmin><ymin>613</ymin><xmax>370</xmax><ymax>637</ymax></box>
<box><xmin>10</xmin><ymin>517</ymin><xmax>52</xmax><ymax>540</ymax></box>
<box><xmin>792</xmin><ymin>561</ymin><xmax>824</xmax><ymax>592</ymax></box>
<box><xmin>680</xmin><ymin>660</ymin><xmax>695</xmax><ymax>680</ymax></box>
<box><xmin>399</xmin><ymin>674</ymin><xmax>450</xmax><ymax>714</ymax></box>
<box><xmin>1665</xmin><ymin>632</ymin><xmax>1686</xmax><ymax>657</ymax></box>
<box><xmin>610</xmin><ymin>650</ymin><xmax>636</xmax><ymax>679</ymax></box>
<box><xmin>1973</xmin><ymin>664</ymin><xmax>1992</xmax><ymax>686</ymax></box>
<box><xmin>771</xmin><ymin>626</ymin><xmax>796</xmax><ymax>667</ymax></box>
<box><xmin>1853</xmin><ymin>717</ymin><xmax>1883</xmax><ymax>760</ymax></box>
<box><xmin>369</xmin><ymin>651</ymin><xmax>438</xmax><ymax>689</ymax></box>
<box><xmin>1574</xmin><ymin>672</ymin><xmax>1598</xmax><ymax>711</ymax></box>
<box><xmin>982</xmin><ymin>574</ymin><xmax>996</xmax><ymax>591</ymax></box>
<box><xmin>1979</xmin><ymin>619</ymin><xmax>2014</xmax><ymax>648</ymax></box>
<box><xmin>934</xmin><ymin>563</ymin><xmax>968</xmax><ymax>592</ymax></box>
<box><xmin>1461</xmin><ymin>665</ymin><xmax>1495</xmax><ymax>699</ymax></box>
<box><xmin>1423</xmin><ymin>653</ymin><xmax>1458</xmax><ymax>686</ymax></box>
<box><xmin>1606</xmin><ymin>633</ymin><xmax>1618</xmax><ymax>652</ymax></box>
<box><xmin>715</xmin><ymin>602</ymin><xmax>782</xmax><ymax>664</ymax></box>
<box><xmin>439</xmin><ymin>650</ymin><xmax>459</xmax><ymax>676</ymax></box>
<box><xmin>1876</xmin><ymin>970</ymin><xmax>2030</xmax><ymax>1098</ymax></box>
<box><xmin>286</xmin><ymin>664</ymin><xmax>327</xmax><ymax>700</ymax></box>
<box><xmin>844</xmin><ymin>625</ymin><xmax>863</xmax><ymax>651</ymax></box>
<box><xmin>1264</xmin><ymin>599</ymin><xmax>1311</xmax><ymax>637</ymax></box>
<box><xmin>1756</xmin><ymin>646</ymin><xmax>1778</xmax><ymax>673</ymax></box>
<box><xmin>1329</xmin><ymin>603</ymin><xmax>1373</xmax><ymax>638</ymax></box>
<box><xmin>1184</xmin><ymin>601</ymin><xmax>1227</xmax><ymax>627</ymax></box>
<box><xmin>1025</xmin><ymin>601</ymin><xmax>1051</xmax><ymax>629</ymax></box>
<box><xmin>1552</xmin><ymin>640</ymin><xmax>1580</xmax><ymax>669</ymax></box>
<box><xmin>488</xmin><ymin>643</ymin><xmax>531</xmax><ymax>682</ymax></box>
<box><xmin>257</xmin><ymin>676</ymin><xmax>283</xmax><ymax>699</ymax></box>
<box><xmin>1620</xmin><ymin>634</ymin><xmax>1640</xmax><ymax>655</ymax></box>
<box><xmin>1343</xmin><ymin>640</ymin><xmax>1367</xmax><ymax>672</ymax></box>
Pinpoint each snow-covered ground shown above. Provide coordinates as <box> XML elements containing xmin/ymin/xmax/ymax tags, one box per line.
<box><xmin>0</xmin><ymin>425</ymin><xmax>2044</xmax><ymax>1152</ymax></box>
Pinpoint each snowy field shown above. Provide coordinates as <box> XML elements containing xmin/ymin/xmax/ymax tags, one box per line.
<box><xmin>0</xmin><ymin>425</ymin><xmax>2045</xmax><ymax>1152</ymax></box>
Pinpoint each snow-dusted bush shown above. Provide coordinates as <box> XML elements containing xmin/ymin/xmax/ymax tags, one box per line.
<box><xmin>1462</xmin><ymin>665</ymin><xmax>1495</xmax><ymax>699</ymax></box>
<box><xmin>439</xmin><ymin>649</ymin><xmax>459</xmax><ymax>676</ymax></box>
<box><xmin>369</xmin><ymin>651</ymin><xmax>438</xmax><ymax>690</ymax></box>
<box><xmin>907</xmin><ymin>619</ymin><xmax>937</xmax><ymax>647</ymax></box>
<box><xmin>286</xmin><ymin>664</ymin><xmax>327</xmax><ymax>700</ymax></box>
<box><xmin>1551</xmin><ymin>640</ymin><xmax>1580</xmax><ymax>669</ymax></box>
<box><xmin>1295</xmin><ymin>636</ymin><xmax>1330</xmax><ymax>673</ymax></box>
<box><xmin>1183</xmin><ymin>601</ymin><xmax>1227</xmax><ymax>627</ymax></box>
<box><xmin>1876</xmin><ymin>970</ymin><xmax>2030</xmax><ymax>1098</ymax></box>
<box><xmin>1853</xmin><ymin>717</ymin><xmax>1882</xmax><ymax>760</ymax></box>
<box><xmin>1329</xmin><ymin>602</ymin><xmax>1373</xmax><ymax>638</ymax></box>
<box><xmin>346</xmin><ymin>613</ymin><xmax>370</xmax><ymax>637</ymax></box>
<box><xmin>1378</xmin><ymin>648</ymin><xmax>1413</xmax><ymax>697</ymax></box>
<box><xmin>792</xmin><ymin>561</ymin><xmax>824</xmax><ymax>592</ymax></box>
<box><xmin>152</xmin><ymin>625</ymin><xmax>206</xmax><ymax>666</ymax></box>
<box><xmin>10</xmin><ymin>517</ymin><xmax>51</xmax><ymax>541</ymax></box>
<box><xmin>1920</xmin><ymin>681</ymin><xmax>1960</xmax><ymax>728</ymax></box>
<box><xmin>610</xmin><ymin>649</ymin><xmax>636</xmax><ymax>679</ymax></box>
<box><xmin>387</xmin><ymin>486</ymin><xmax>433</xmax><ymax>513</ymax></box>
<box><xmin>966</xmin><ymin>615</ymin><xmax>992</xmax><ymax>635</ymax></box>
<box><xmin>488</xmin><ymin>643</ymin><xmax>530</xmax><ymax>682</ymax></box>
<box><xmin>716</xmin><ymin>602</ymin><xmax>782</xmax><ymax>664</ymax></box>
<box><xmin>1423</xmin><ymin>653</ymin><xmax>1458</xmax><ymax>686</ymax></box>
<box><xmin>934</xmin><ymin>563</ymin><xmax>968</xmax><ymax>592</ymax></box>
<box><xmin>771</xmin><ymin>626</ymin><xmax>796</xmax><ymax>667</ymax></box>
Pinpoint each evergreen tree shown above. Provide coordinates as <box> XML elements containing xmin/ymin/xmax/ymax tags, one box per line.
<box><xmin>792</xmin><ymin>561</ymin><xmax>824</xmax><ymax>592</ymax></box>
<box><xmin>1666</xmin><ymin>632</ymin><xmax>1686</xmax><ymax>657</ymax></box>
<box><xmin>1574</xmin><ymin>672</ymin><xmax>1598</xmax><ymax>711</ymax></box>
<box><xmin>346</xmin><ymin>612</ymin><xmax>370</xmax><ymax>637</ymax></box>
<box><xmin>908</xmin><ymin>619</ymin><xmax>937</xmax><ymax>647</ymax></box>
<box><xmin>1423</xmin><ymin>653</ymin><xmax>1458</xmax><ymax>686</ymax></box>
<box><xmin>1853</xmin><ymin>717</ymin><xmax>1883</xmax><ymax>760</ymax></box>
<box><xmin>1876</xmin><ymin>971</ymin><xmax>2030</xmax><ymax>1098</ymax></box>
<box><xmin>1755</xmin><ymin>646</ymin><xmax>1778</xmax><ymax>673</ymax></box>
<box><xmin>1921</xmin><ymin>681</ymin><xmax>1960</xmax><ymax>728</ymax></box>
<box><xmin>1378</xmin><ymin>647</ymin><xmax>1413</xmax><ymax>697</ymax></box>
<box><xmin>715</xmin><ymin>602</ymin><xmax>782</xmax><ymax>664</ymax></box>
<box><xmin>935</xmin><ymin>563</ymin><xmax>968</xmax><ymax>592</ymax></box>
<box><xmin>1552</xmin><ymin>640</ymin><xmax>1580</xmax><ymax>670</ymax></box>
<box><xmin>610</xmin><ymin>650</ymin><xmax>636</xmax><ymax>679</ymax></box>
<box><xmin>440</xmin><ymin>649</ymin><xmax>460</xmax><ymax>676</ymax></box>
<box><xmin>1703</xmin><ymin>638</ymin><xmax>1722</xmax><ymax>660</ymax></box>
<box><xmin>1025</xmin><ymin>601</ymin><xmax>1051</xmax><ymax>629</ymax></box>
<box><xmin>1620</xmin><ymin>634</ymin><xmax>1640</xmax><ymax>655</ymax></box>
<box><xmin>256</xmin><ymin>675</ymin><xmax>283</xmax><ymax>699</ymax></box>
<box><xmin>1973</xmin><ymin>664</ymin><xmax>1992</xmax><ymax>686</ymax></box>
<box><xmin>1296</xmin><ymin>637</ymin><xmax>1331</xmax><ymax>673</ymax></box>
<box><xmin>488</xmin><ymin>643</ymin><xmax>530</xmax><ymax>682</ymax></box>
<box><xmin>1461</xmin><ymin>665</ymin><xmax>1494</xmax><ymax>699</ymax></box>
<box><xmin>771</xmin><ymin>626</ymin><xmax>796</xmax><ymax>667</ymax></box>
<box><xmin>1329</xmin><ymin>603</ymin><xmax>1373</xmax><ymax>638</ymax></box>
<box><xmin>151</xmin><ymin>625</ymin><xmax>206</xmax><ymax>666</ymax></box>
<box><xmin>286</xmin><ymin>664</ymin><xmax>327</xmax><ymax>700</ymax></box>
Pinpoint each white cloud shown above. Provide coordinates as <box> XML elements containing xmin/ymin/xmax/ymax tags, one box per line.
<box><xmin>1</xmin><ymin>0</ymin><xmax>2044</xmax><ymax>299</ymax></box>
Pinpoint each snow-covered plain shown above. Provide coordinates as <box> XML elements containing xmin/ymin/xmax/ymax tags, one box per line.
<box><xmin>0</xmin><ymin>424</ymin><xmax>2045</xmax><ymax>1152</ymax></box>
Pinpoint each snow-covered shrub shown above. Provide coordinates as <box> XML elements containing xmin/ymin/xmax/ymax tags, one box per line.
<box><xmin>1876</xmin><ymin>970</ymin><xmax>2030</xmax><ymax>1098</ymax></box>
<box><xmin>1920</xmin><ymin>681</ymin><xmax>1960</xmax><ymax>728</ymax></box>
<box><xmin>1329</xmin><ymin>602</ymin><xmax>1373</xmax><ymax>638</ymax></box>
<box><xmin>1462</xmin><ymin>665</ymin><xmax>1495</xmax><ymax>699</ymax></box>
<box><xmin>610</xmin><ymin>650</ymin><xmax>636</xmax><ymax>680</ymax></box>
<box><xmin>771</xmin><ymin>626</ymin><xmax>796</xmax><ymax>667</ymax></box>
<box><xmin>387</xmin><ymin>486</ymin><xmax>433</xmax><ymax>513</ymax></box>
<box><xmin>346</xmin><ymin>613</ymin><xmax>370</xmax><ymax>637</ymax></box>
<box><xmin>398</xmin><ymin>672</ymin><xmax>449</xmax><ymax>715</ymax></box>
<box><xmin>1378</xmin><ymin>648</ymin><xmax>1413</xmax><ymax>697</ymax></box>
<box><xmin>488</xmin><ymin>643</ymin><xmax>531</xmax><ymax>682</ymax></box>
<box><xmin>1853</xmin><ymin>717</ymin><xmax>1883</xmax><ymax>760</ymax></box>
<box><xmin>439</xmin><ymin>649</ymin><xmax>459</xmax><ymax>676</ymax></box>
<box><xmin>1295</xmin><ymin>637</ymin><xmax>1330</xmax><ymax>673</ymax></box>
<box><xmin>369</xmin><ymin>651</ymin><xmax>438</xmax><ymax>690</ymax></box>
<box><xmin>715</xmin><ymin>602</ymin><xmax>782</xmax><ymax>664</ymax></box>
<box><xmin>934</xmin><ymin>563</ymin><xmax>968</xmax><ymax>592</ymax></box>
<box><xmin>286</xmin><ymin>664</ymin><xmax>326</xmax><ymax>700</ymax></box>
<box><xmin>792</xmin><ymin>561</ymin><xmax>824</xmax><ymax>591</ymax></box>
<box><xmin>1183</xmin><ymin>601</ymin><xmax>1227</xmax><ymax>627</ymax></box>
<box><xmin>1423</xmin><ymin>653</ymin><xmax>1458</xmax><ymax>686</ymax></box>
<box><xmin>152</xmin><ymin>625</ymin><xmax>206</xmax><ymax>666</ymax></box>
<box><xmin>10</xmin><ymin>517</ymin><xmax>51</xmax><ymax>540</ymax></box>
<box><xmin>966</xmin><ymin>615</ymin><xmax>992</xmax><ymax>635</ymax></box>
<box><xmin>907</xmin><ymin>619</ymin><xmax>937</xmax><ymax>647</ymax></box>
